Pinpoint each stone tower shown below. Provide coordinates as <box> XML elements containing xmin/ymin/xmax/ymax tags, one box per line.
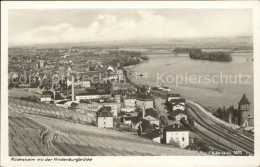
<box><xmin>238</xmin><ymin>93</ymin><xmax>250</xmax><ymax>127</ymax></box>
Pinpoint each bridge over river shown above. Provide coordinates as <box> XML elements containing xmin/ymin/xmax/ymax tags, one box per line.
<box><xmin>144</xmin><ymin>48</ymin><xmax>177</xmax><ymax>55</ymax></box>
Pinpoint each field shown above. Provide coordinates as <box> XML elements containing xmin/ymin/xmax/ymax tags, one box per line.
<box><xmin>8</xmin><ymin>90</ymin><xmax>202</xmax><ymax>156</ymax></box>
<box><xmin>8</xmin><ymin>89</ymin><xmax>96</xmax><ymax>124</ymax></box>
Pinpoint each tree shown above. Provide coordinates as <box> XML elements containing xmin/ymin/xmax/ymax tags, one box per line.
<box><xmin>215</xmin><ymin>107</ymin><xmax>223</xmax><ymax>118</ymax></box>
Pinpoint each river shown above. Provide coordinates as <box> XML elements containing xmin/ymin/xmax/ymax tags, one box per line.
<box><xmin>127</xmin><ymin>53</ymin><xmax>254</xmax><ymax>125</ymax></box>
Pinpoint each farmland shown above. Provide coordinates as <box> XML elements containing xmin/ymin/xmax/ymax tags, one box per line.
<box><xmin>8</xmin><ymin>95</ymin><xmax>203</xmax><ymax>156</ymax></box>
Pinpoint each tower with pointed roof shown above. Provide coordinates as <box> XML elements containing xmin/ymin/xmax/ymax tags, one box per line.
<box><xmin>238</xmin><ymin>93</ymin><xmax>250</xmax><ymax>126</ymax></box>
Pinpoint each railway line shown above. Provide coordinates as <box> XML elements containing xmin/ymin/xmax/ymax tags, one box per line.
<box><xmin>186</xmin><ymin>102</ymin><xmax>254</xmax><ymax>155</ymax></box>
<box><xmin>180</xmin><ymin>119</ymin><xmax>243</xmax><ymax>155</ymax></box>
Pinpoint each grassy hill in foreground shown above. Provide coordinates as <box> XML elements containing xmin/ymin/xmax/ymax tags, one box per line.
<box><xmin>9</xmin><ymin>105</ymin><xmax>203</xmax><ymax>156</ymax></box>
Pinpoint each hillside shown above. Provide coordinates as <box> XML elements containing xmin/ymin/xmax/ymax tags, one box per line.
<box><xmin>8</xmin><ymin>99</ymin><xmax>203</xmax><ymax>156</ymax></box>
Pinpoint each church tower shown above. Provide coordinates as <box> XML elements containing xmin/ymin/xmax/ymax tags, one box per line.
<box><xmin>238</xmin><ymin>93</ymin><xmax>250</xmax><ymax>127</ymax></box>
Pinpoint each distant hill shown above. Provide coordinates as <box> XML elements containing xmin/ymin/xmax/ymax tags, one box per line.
<box><xmin>9</xmin><ymin>36</ymin><xmax>253</xmax><ymax>50</ymax></box>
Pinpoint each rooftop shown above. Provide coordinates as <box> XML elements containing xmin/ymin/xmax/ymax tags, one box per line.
<box><xmin>164</xmin><ymin>124</ymin><xmax>189</xmax><ymax>132</ymax></box>
<box><xmin>168</xmin><ymin>109</ymin><xmax>188</xmax><ymax>116</ymax></box>
<box><xmin>97</xmin><ymin>107</ymin><xmax>113</xmax><ymax>117</ymax></box>
<box><xmin>137</xmin><ymin>93</ymin><xmax>153</xmax><ymax>101</ymax></box>
<box><xmin>167</xmin><ymin>94</ymin><xmax>180</xmax><ymax>97</ymax></box>
<box><xmin>239</xmin><ymin>93</ymin><xmax>250</xmax><ymax>105</ymax></box>
<box><xmin>170</xmin><ymin>98</ymin><xmax>186</xmax><ymax>103</ymax></box>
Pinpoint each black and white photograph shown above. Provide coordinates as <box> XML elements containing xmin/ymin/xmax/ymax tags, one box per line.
<box><xmin>1</xmin><ymin>1</ymin><xmax>260</xmax><ymax>167</ymax></box>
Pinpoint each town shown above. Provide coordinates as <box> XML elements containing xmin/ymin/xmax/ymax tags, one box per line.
<box><xmin>8</xmin><ymin>46</ymin><xmax>254</xmax><ymax>156</ymax></box>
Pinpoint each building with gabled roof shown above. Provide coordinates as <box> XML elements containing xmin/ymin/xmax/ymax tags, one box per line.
<box><xmin>121</xmin><ymin>116</ymin><xmax>140</xmax><ymax>130</ymax></box>
<box><xmin>168</xmin><ymin>98</ymin><xmax>186</xmax><ymax>111</ymax></box>
<box><xmin>138</xmin><ymin>118</ymin><xmax>160</xmax><ymax>140</ymax></box>
<box><xmin>168</xmin><ymin>109</ymin><xmax>188</xmax><ymax>122</ymax></box>
<box><xmin>163</xmin><ymin>123</ymin><xmax>190</xmax><ymax>148</ymax></box>
<box><xmin>97</xmin><ymin>106</ymin><xmax>114</xmax><ymax>128</ymax></box>
<box><xmin>136</xmin><ymin>93</ymin><xmax>154</xmax><ymax>109</ymax></box>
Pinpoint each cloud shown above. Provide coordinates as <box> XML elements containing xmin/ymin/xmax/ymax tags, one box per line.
<box><xmin>9</xmin><ymin>10</ymin><xmax>252</xmax><ymax>46</ymax></box>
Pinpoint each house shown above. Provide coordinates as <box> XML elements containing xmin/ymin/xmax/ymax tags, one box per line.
<box><xmin>143</xmin><ymin>115</ymin><xmax>160</xmax><ymax>126</ymax></box>
<box><xmin>138</xmin><ymin>107</ymin><xmax>160</xmax><ymax>126</ymax></box>
<box><xmin>166</xmin><ymin>94</ymin><xmax>180</xmax><ymax>102</ymax></box>
<box><xmin>138</xmin><ymin>118</ymin><xmax>160</xmax><ymax>142</ymax></box>
<box><xmin>121</xmin><ymin>116</ymin><xmax>140</xmax><ymax>130</ymax></box>
<box><xmin>169</xmin><ymin>99</ymin><xmax>186</xmax><ymax>111</ymax></box>
<box><xmin>136</xmin><ymin>93</ymin><xmax>154</xmax><ymax>109</ymax></box>
<box><xmin>97</xmin><ymin>107</ymin><xmax>114</xmax><ymax>128</ymax></box>
<box><xmin>40</xmin><ymin>94</ymin><xmax>52</xmax><ymax>103</ymax></box>
<box><xmin>163</xmin><ymin>124</ymin><xmax>190</xmax><ymax>148</ymax></box>
<box><xmin>124</xmin><ymin>94</ymin><xmax>137</xmax><ymax>108</ymax></box>
<box><xmin>143</xmin><ymin>108</ymin><xmax>160</xmax><ymax>119</ymax></box>
<box><xmin>107</xmin><ymin>66</ymin><xmax>114</xmax><ymax>72</ymax></box>
<box><xmin>82</xmin><ymin>81</ymin><xmax>91</xmax><ymax>88</ymax></box>
<box><xmin>102</xmin><ymin>102</ymin><xmax>120</xmax><ymax>117</ymax></box>
<box><xmin>116</xmin><ymin>69</ymin><xmax>124</xmax><ymax>81</ymax></box>
<box><xmin>168</xmin><ymin>109</ymin><xmax>188</xmax><ymax>122</ymax></box>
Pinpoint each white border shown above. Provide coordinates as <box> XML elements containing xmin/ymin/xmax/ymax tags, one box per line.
<box><xmin>1</xmin><ymin>1</ymin><xmax>260</xmax><ymax>167</ymax></box>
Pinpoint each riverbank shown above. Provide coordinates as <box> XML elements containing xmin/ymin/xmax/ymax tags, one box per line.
<box><xmin>123</xmin><ymin>54</ymin><xmax>254</xmax><ymax>127</ymax></box>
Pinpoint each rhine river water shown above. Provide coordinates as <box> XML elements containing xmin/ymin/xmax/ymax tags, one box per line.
<box><xmin>128</xmin><ymin>53</ymin><xmax>254</xmax><ymax>125</ymax></box>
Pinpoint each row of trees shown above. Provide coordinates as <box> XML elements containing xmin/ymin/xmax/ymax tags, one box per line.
<box><xmin>213</xmin><ymin>106</ymin><xmax>240</xmax><ymax>125</ymax></box>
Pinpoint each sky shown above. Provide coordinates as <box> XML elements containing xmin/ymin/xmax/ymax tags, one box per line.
<box><xmin>8</xmin><ymin>9</ymin><xmax>253</xmax><ymax>46</ymax></box>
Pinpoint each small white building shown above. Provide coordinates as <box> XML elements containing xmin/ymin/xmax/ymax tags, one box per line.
<box><xmin>121</xmin><ymin>116</ymin><xmax>140</xmax><ymax>130</ymax></box>
<box><xmin>136</xmin><ymin>94</ymin><xmax>154</xmax><ymax>109</ymax></box>
<box><xmin>116</xmin><ymin>69</ymin><xmax>125</xmax><ymax>81</ymax></box>
<box><xmin>82</xmin><ymin>81</ymin><xmax>91</xmax><ymax>88</ymax></box>
<box><xmin>170</xmin><ymin>99</ymin><xmax>186</xmax><ymax>111</ymax></box>
<box><xmin>124</xmin><ymin>94</ymin><xmax>137</xmax><ymax>108</ymax></box>
<box><xmin>167</xmin><ymin>94</ymin><xmax>180</xmax><ymax>102</ymax></box>
<box><xmin>103</xmin><ymin>103</ymin><xmax>120</xmax><ymax>117</ymax></box>
<box><xmin>40</xmin><ymin>95</ymin><xmax>52</xmax><ymax>103</ymax></box>
<box><xmin>164</xmin><ymin>124</ymin><xmax>189</xmax><ymax>149</ymax></box>
<box><xmin>97</xmin><ymin>107</ymin><xmax>114</xmax><ymax>128</ymax></box>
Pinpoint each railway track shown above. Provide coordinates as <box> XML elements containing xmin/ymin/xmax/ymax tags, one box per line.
<box><xmin>186</xmin><ymin>102</ymin><xmax>254</xmax><ymax>155</ymax></box>
<box><xmin>198</xmin><ymin>103</ymin><xmax>254</xmax><ymax>141</ymax></box>
<box><xmin>180</xmin><ymin>119</ymin><xmax>244</xmax><ymax>155</ymax></box>
<box><xmin>187</xmin><ymin>102</ymin><xmax>254</xmax><ymax>146</ymax></box>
